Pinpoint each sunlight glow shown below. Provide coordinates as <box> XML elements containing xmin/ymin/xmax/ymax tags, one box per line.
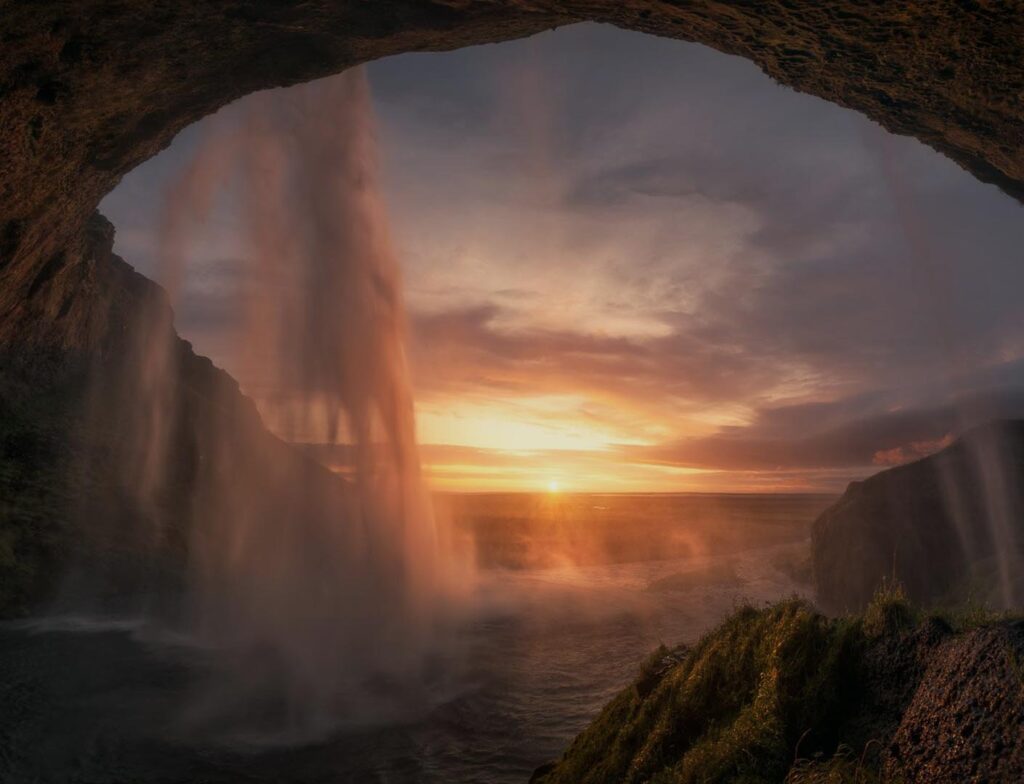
<box><xmin>547</xmin><ymin>479</ymin><xmax>561</xmax><ymax>493</ymax></box>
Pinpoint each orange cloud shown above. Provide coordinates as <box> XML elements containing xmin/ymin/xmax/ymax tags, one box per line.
<box><xmin>872</xmin><ymin>434</ymin><xmax>954</xmax><ymax>467</ymax></box>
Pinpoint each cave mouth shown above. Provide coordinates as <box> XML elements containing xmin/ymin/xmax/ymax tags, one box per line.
<box><xmin>101</xmin><ymin>22</ymin><xmax>1024</xmax><ymax>498</ymax></box>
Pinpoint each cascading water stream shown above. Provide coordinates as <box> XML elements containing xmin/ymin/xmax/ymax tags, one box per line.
<box><xmin>92</xmin><ymin>67</ymin><xmax>470</xmax><ymax>741</ymax></box>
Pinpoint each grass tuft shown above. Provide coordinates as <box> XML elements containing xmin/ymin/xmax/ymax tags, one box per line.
<box><xmin>861</xmin><ymin>579</ymin><xmax>915</xmax><ymax>639</ymax></box>
<box><xmin>785</xmin><ymin>744</ymin><xmax>882</xmax><ymax>784</ymax></box>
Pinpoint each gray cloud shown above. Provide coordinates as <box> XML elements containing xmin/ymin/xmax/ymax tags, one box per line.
<box><xmin>634</xmin><ymin>388</ymin><xmax>1024</xmax><ymax>472</ymax></box>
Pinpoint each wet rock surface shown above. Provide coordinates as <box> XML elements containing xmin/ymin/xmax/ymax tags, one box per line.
<box><xmin>849</xmin><ymin>615</ymin><xmax>954</xmax><ymax>747</ymax></box>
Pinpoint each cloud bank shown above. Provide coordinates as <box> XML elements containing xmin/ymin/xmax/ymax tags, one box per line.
<box><xmin>101</xmin><ymin>24</ymin><xmax>1024</xmax><ymax>491</ymax></box>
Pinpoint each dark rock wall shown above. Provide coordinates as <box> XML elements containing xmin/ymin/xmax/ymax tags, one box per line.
<box><xmin>0</xmin><ymin>1</ymin><xmax>566</xmax><ymax>291</ymax></box>
<box><xmin>0</xmin><ymin>213</ymin><xmax>344</xmax><ymax>616</ymax></box>
<box><xmin>812</xmin><ymin>421</ymin><xmax>1024</xmax><ymax>612</ymax></box>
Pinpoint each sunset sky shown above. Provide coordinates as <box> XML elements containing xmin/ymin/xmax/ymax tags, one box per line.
<box><xmin>101</xmin><ymin>24</ymin><xmax>1024</xmax><ymax>493</ymax></box>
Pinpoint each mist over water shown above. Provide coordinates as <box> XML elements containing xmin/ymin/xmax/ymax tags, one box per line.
<box><xmin>6</xmin><ymin>492</ymin><xmax>827</xmax><ymax>782</ymax></box>
<box><xmin>68</xmin><ymin>68</ymin><xmax>469</xmax><ymax>741</ymax></box>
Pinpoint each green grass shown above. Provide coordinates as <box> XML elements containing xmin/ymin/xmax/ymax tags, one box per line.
<box><xmin>784</xmin><ymin>744</ymin><xmax>882</xmax><ymax>784</ymax></box>
<box><xmin>861</xmin><ymin>579</ymin><xmax>915</xmax><ymax>639</ymax></box>
<box><xmin>926</xmin><ymin>599</ymin><xmax>1019</xmax><ymax>634</ymax></box>
<box><xmin>861</xmin><ymin>576</ymin><xmax>1020</xmax><ymax>637</ymax></box>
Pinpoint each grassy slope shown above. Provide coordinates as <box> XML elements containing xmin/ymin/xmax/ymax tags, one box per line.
<box><xmin>535</xmin><ymin>587</ymin><xmax>1014</xmax><ymax>784</ymax></box>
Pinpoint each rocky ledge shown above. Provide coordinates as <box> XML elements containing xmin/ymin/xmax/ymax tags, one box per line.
<box><xmin>533</xmin><ymin>593</ymin><xmax>1024</xmax><ymax>784</ymax></box>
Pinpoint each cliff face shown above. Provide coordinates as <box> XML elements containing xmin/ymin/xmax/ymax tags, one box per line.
<box><xmin>812</xmin><ymin>421</ymin><xmax>1024</xmax><ymax>613</ymax></box>
<box><xmin>0</xmin><ymin>211</ymin><xmax>178</xmax><ymax>612</ymax></box>
<box><xmin>0</xmin><ymin>213</ymin><xmax>349</xmax><ymax>616</ymax></box>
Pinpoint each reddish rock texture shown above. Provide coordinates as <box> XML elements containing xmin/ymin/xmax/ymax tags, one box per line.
<box><xmin>886</xmin><ymin>621</ymin><xmax>1024</xmax><ymax>783</ymax></box>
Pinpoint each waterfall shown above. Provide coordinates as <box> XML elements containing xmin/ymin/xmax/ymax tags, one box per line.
<box><xmin>103</xmin><ymin>67</ymin><xmax>467</xmax><ymax>741</ymax></box>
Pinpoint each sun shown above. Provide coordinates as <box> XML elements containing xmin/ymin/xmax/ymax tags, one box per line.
<box><xmin>547</xmin><ymin>479</ymin><xmax>561</xmax><ymax>493</ymax></box>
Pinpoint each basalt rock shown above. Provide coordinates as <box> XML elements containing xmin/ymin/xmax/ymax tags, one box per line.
<box><xmin>812</xmin><ymin>421</ymin><xmax>1024</xmax><ymax>613</ymax></box>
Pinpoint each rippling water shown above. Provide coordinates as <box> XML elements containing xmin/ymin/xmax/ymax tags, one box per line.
<box><xmin>0</xmin><ymin>493</ymin><xmax>832</xmax><ymax>783</ymax></box>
